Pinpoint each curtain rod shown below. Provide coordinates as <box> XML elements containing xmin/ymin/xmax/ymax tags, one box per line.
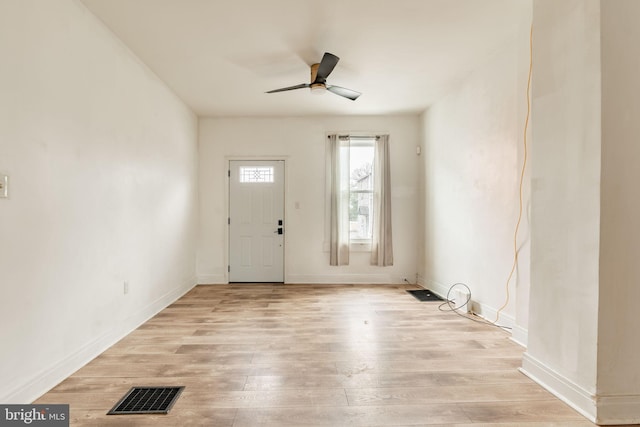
<box><xmin>328</xmin><ymin>135</ymin><xmax>381</xmax><ymax>140</ymax></box>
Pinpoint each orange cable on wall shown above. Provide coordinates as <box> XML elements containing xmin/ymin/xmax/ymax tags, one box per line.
<box><xmin>493</xmin><ymin>23</ymin><xmax>533</xmax><ymax>325</ymax></box>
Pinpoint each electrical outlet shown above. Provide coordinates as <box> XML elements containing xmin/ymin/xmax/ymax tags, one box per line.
<box><xmin>452</xmin><ymin>287</ymin><xmax>471</xmax><ymax>313</ymax></box>
<box><xmin>124</xmin><ymin>281</ymin><xmax>129</xmax><ymax>295</ymax></box>
<box><xmin>0</xmin><ymin>174</ymin><xmax>7</xmax><ymax>198</ymax></box>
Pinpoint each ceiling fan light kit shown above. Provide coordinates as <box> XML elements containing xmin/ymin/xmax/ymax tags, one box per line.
<box><xmin>309</xmin><ymin>63</ymin><xmax>326</xmax><ymax>94</ymax></box>
<box><xmin>310</xmin><ymin>84</ymin><xmax>326</xmax><ymax>94</ymax></box>
<box><xmin>266</xmin><ymin>52</ymin><xmax>361</xmax><ymax>101</ymax></box>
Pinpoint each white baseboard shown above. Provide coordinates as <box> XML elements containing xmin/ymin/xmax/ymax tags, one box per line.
<box><xmin>422</xmin><ymin>278</ymin><xmax>516</xmax><ymax>330</ymax></box>
<box><xmin>197</xmin><ymin>273</ymin><xmax>397</xmax><ymax>285</ymax></box>
<box><xmin>595</xmin><ymin>394</ymin><xmax>640</xmax><ymax>425</ymax></box>
<box><xmin>422</xmin><ymin>279</ymin><xmax>452</xmax><ymax>300</ymax></box>
<box><xmin>2</xmin><ymin>331</ymin><xmax>111</xmax><ymax>404</ymax></box>
<box><xmin>417</xmin><ymin>276</ymin><xmax>527</xmax><ymax>346</ymax></box>
<box><xmin>520</xmin><ymin>352</ymin><xmax>597</xmax><ymax>423</ymax></box>
<box><xmin>510</xmin><ymin>324</ymin><xmax>528</xmax><ymax>348</ymax></box>
<box><xmin>197</xmin><ymin>274</ymin><xmax>227</xmax><ymax>284</ymax></box>
<box><xmin>286</xmin><ymin>274</ymin><xmax>394</xmax><ymax>284</ymax></box>
<box><xmin>3</xmin><ymin>278</ymin><xmax>196</xmax><ymax>404</ymax></box>
<box><xmin>196</xmin><ymin>282</ymin><xmax>229</xmax><ymax>286</ymax></box>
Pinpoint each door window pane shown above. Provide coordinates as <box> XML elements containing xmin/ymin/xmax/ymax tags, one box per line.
<box><xmin>239</xmin><ymin>166</ymin><xmax>274</xmax><ymax>183</ymax></box>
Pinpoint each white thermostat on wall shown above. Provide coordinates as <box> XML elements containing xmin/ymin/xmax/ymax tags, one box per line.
<box><xmin>0</xmin><ymin>174</ymin><xmax>8</xmax><ymax>198</ymax></box>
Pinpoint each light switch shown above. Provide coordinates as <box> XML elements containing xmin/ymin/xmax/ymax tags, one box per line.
<box><xmin>0</xmin><ymin>174</ymin><xmax>7</xmax><ymax>198</ymax></box>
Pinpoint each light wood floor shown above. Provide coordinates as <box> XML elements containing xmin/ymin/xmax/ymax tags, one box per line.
<box><xmin>36</xmin><ymin>284</ymin><xmax>598</xmax><ymax>426</ymax></box>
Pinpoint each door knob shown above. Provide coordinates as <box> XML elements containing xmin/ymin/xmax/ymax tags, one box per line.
<box><xmin>274</xmin><ymin>227</ymin><xmax>283</xmax><ymax>235</ymax></box>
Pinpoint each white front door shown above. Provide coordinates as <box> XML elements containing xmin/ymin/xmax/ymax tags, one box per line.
<box><xmin>229</xmin><ymin>160</ymin><xmax>285</xmax><ymax>282</ymax></box>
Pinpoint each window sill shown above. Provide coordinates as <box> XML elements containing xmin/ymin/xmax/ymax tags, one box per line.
<box><xmin>350</xmin><ymin>242</ymin><xmax>372</xmax><ymax>252</ymax></box>
<box><xmin>323</xmin><ymin>241</ymin><xmax>371</xmax><ymax>252</ymax></box>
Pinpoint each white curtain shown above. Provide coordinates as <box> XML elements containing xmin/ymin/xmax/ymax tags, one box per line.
<box><xmin>329</xmin><ymin>135</ymin><xmax>350</xmax><ymax>265</ymax></box>
<box><xmin>371</xmin><ymin>135</ymin><xmax>393</xmax><ymax>266</ymax></box>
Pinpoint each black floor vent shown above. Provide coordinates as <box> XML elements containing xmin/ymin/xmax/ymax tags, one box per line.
<box><xmin>107</xmin><ymin>387</ymin><xmax>184</xmax><ymax>415</ymax></box>
<box><xmin>406</xmin><ymin>289</ymin><xmax>444</xmax><ymax>301</ymax></box>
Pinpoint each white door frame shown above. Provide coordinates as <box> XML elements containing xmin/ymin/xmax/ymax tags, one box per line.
<box><xmin>224</xmin><ymin>156</ymin><xmax>288</xmax><ymax>283</ymax></box>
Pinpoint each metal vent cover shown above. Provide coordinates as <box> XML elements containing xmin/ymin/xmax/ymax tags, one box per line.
<box><xmin>406</xmin><ymin>289</ymin><xmax>444</xmax><ymax>302</ymax></box>
<box><xmin>107</xmin><ymin>386</ymin><xmax>184</xmax><ymax>415</ymax></box>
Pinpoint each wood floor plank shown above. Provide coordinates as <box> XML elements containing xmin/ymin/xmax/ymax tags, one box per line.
<box><xmin>460</xmin><ymin>400</ymin><xmax>586</xmax><ymax>423</ymax></box>
<box><xmin>33</xmin><ymin>284</ymin><xmax>595</xmax><ymax>426</ymax></box>
<box><xmin>68</xmin><ymin>408</ymin><xmax>237</xmax><ymax>427</ymax></box>
<box><xmin>44</xmin><ymin>376</ymin><xmax>248</xmax><ymax>393</ymax></box>
<box><xmin>241</xmin><ymin>370</ymin><xmax>531</xmax><ymax>391</ymax></box>
<box><xmin>232</xmin><ymin>404</ymin><xmax>472</xmax><ymax>426</ymax></box>
<box><xmin>345</xmin><ymin>383</ymin><xmax>555</xmax><ymax>406</ymax></box>
<box><xmin>334</xmin><ymin>358</ymin><xmax>522</xmax><ymax>374</ymax></box>
<box><xmin>177</xmin><ymin>388</ymin><xmax>349</xmax><ymax>408</ymax></box>
<box><xmin>389</xmin><ymin>423</ymin><xmax>598</xmax><ymax>427</ymax></box>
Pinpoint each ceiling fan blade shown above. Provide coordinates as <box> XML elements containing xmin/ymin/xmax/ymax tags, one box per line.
<box><xmin>326</xmin><ymin>85</ymin><xmax>361</xmax><ymax>101</ymax></box>
<box><xmin>314</xmin><ymin>52</ymin><xmax>340</xmax><ymax>82</ymax></box>
<box><xmin>266</xmin><ymin>83</ymin><xmax>310</xmax><ymax>93</ymax></box>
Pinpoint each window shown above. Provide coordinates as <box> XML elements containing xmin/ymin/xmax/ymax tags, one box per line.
<box><xmin>239</xmin><ymin>166</ymin><xmax>274</xmax><ymax>183</ymax></box>
<box><xmin>326</xmin><ymin>133</ymin><xmax>393</xmax><ymax>266</ymax></box>
<box><xmin>348</xmin><ymin>140</ymin><xmax>375</xmax><ymax>241</ymax></box>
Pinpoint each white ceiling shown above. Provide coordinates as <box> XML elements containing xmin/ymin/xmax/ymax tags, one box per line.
<box><xmin>81</xmin><ymin>0</ymin><xmax>529</xmax><ymax>117</ymax></box>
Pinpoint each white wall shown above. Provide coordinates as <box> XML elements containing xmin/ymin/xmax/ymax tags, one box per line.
<box><xmin>524</xmin><ymin>2</ymin><xmax>640</xmax><ymax>423</ymax></box>
<box><xmin>597</xmin><ymin>0</ymin><xmax>640</xmax><ymax>422</ymax></box>
<box><xmin>0</xmin><ymin>0</ymin><xmax>198</xmax><ymax>402</ymax></box>
<box><xmin>523</xmin><ymin>0</ymin><xmax>602</xmax><ymax>421</ymax></box>
<box><xmin>418</xmin><ymin>12</ymin><xmax>532</xmax><ymax>334</ymax></box>
<box><xmin>198</xmin><ymin>116</ymin><xmax>419</xmax><ymax>284</ymax></box>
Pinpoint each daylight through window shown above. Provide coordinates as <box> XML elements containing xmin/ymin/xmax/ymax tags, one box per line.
<box><xmin>239</xmin><ymin>166</ymin><xmax>274</xmax><ymax>183</ymax></box>
<box><xmin>349</xmin><ymin>139</ymin><xmax>375</xmax><ymax>241</ymax></box>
